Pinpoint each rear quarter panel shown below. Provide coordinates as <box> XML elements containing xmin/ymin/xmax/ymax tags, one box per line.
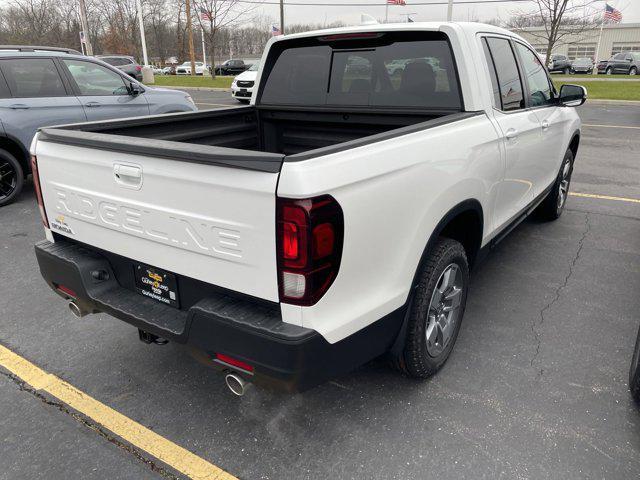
<box><xmin>278</xmin><ymin>114</ymin><xmax>502</xmax><ymax>343</ymax></box>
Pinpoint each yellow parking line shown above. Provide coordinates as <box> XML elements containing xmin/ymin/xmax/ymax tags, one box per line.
<box><xmin>582</xmin><ymin>123</ymin><xmax>640</xmax><ymax>130</ymax></box>
<box><xmin>0</xmin><ymin>344</ymin><xmax>237</xmax><ymax>480</ymax></box>
<box><xmin>570</xmin><ymin>192</ymin><xmax>640</xmax><ymax>204</ymax></box>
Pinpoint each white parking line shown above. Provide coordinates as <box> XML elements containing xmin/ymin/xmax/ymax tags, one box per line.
<box><xmin>582</xmin><ymin>123</ymin><xmax>640</xmax><ymax>130</ymax></box>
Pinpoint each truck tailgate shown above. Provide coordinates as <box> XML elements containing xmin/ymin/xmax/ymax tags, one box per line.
<box><xmin>35</xmin><ymin>137</ymin><xmax>282</xmax><ymax>302</ymax></box>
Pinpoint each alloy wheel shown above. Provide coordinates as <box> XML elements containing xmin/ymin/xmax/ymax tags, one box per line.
<box><xmin>0</xmin><ymin>160</ymin><xmax>17</xmax><ymax>201</ymax></box>
<box><xmin>425</xmin><ymin>264</ymin><xmax>464</xmax><ymax>357</ymax></box>
<box><xmin>557</xmin><ymin>159</ymin><xmax>572</xmax><ymax>213</ymax></box>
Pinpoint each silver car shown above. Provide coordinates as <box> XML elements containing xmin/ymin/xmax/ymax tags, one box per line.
<box><xmin>0</xmin><ymin>45</ymin><xmax>197</xmax><ymax>206</ymax></box>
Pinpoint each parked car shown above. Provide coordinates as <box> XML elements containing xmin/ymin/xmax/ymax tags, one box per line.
<box><xmin>570</xmin><ymin>57</ymin><xmax>594</xmax><ymax>74</ymax></box>
<box><xmin>231</xmin><ymin>62</ymin><xmax>258</xmax><ymax>103</ymax></box>
<box><xmin>547</xmin><ymin>54</ymin><xmax>572</xmax><ymax>74</ymax></box>
<box><xmin>176</xmin><ymin>61</ymin><xmax>206</xmax><ymax>75</ymax></box>
<box><xmin>162</xmin><ymin>66</ymin><xmax>175</xmax><ymax>75</ymax></box>
<box><xmin>152</xmin><ymin>66</ymin><xmax>164</xmax><ymax>75</ymax></box>
<box><xmin>96</xmin><ymin>55</ymin><xmax>143</xmax><ymax>81</ymax></box>
<box><xmin>214</xmin><ymin>59</ymin><xmax>249</xmax><ymax>76</ymax></box>
<box><xmin>596</xmin><ymin>59</ymin><xmax>609</xmax><ymax>74</ymax></box>
<box><xmin>31</xmin><ymin>23</ymin><xmax>585</xmax><ymax>394</ymax></box>
<box><xmin>0</xmin><ymin>45</ymin><xmax>197</xmax><ymax>206</ymax></box>
<box><xmin>604</xmin><ymin>51</ymin><xmax>639</xmax><ymax>75</ymax></box>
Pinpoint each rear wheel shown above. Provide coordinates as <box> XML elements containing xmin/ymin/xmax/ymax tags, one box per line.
<box><xmin>535</xmin><ymin>149</ymin><xmax>573</xmax><ymax>221</ymax></box>
<box><xmin>392</xmin><ymin>238</ymin><xmax>469</xmax><ymax>378</ymax></box>
<box><xmin>0</xmin><ymin>149</ymin><xmax>24</xmax><ymax>207</ymax></box>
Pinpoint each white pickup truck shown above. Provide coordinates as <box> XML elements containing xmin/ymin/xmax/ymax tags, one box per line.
<box><xmin>32</xmin><ymin>22</ymin><xmax>585</xmax><ymax>394</ymax></box>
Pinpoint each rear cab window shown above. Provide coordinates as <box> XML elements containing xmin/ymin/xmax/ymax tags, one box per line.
<box><xmin>259</xmin><ymin>31</ymin><xmax>463</xmax><ymax>111</ymax></box>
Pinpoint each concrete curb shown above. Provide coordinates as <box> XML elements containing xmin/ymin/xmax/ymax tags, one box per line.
<box><xmin>151</xmin><ymin>85</ymin><xmax>638</xmax><ymax>104</ymax></box>
<box><xmin>148</xmin><ymin>85</ymin><xmax>230</xmax><ymax>92</ymax></box>
<box><xmin>587</xmin><ymin>99</ymin><xmax>640</xmax><ymax>105</ymax></box>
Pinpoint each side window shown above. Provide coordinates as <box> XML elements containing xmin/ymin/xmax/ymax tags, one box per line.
<box><xmin>614</xmin><ymin>53</ymin><xmax>626</xmax><ymax>60</ymax></box>
<box><xmin>481</xmin><ymin>38</ymin><xmax>502</xmax><ymax>109</ymax></box>
<box><xmin>514</xmin><ymin>42</ymin><xmax>553</xmax><ymax>107</ymax></box>
<box><xmin>0</xmin><ymin>71</ymin><xmax>10</xmax><ymax>98</ymax></box>
<box><xmin>485</xmin><ymin>37</ymin><xmax>524</xmax><ymax>111</ymax></box>
<box><xmin>0</xmin><ymin>58</ymin><xmax>66</xmax><ymax>98</ymax></box>
<box><xmin>63</xmin><ymin>59</ymin><xmax>128</xmax><ymax>96</ymax></box>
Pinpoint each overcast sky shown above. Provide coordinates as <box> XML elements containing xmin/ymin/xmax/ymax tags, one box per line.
<box><xmin>256</xmin><ymin>0</ymin><xmax>639</xmax><ymax>26</ymax></box>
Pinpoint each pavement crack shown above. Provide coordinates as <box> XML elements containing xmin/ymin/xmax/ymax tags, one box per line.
<box><xmin>0</xmin><ymin>369</ymin><xmax>181</xmax><ymax>480</ymax></box>
<box><xmin>530</xmin><ymin>213</ymin><xmax>591</xmax><ymax>374</ymax></box>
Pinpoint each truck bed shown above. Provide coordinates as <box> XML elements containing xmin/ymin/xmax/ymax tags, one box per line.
<box><xmin>38</xmin><ymin>106</ymin><xmax>476</xmax><ymax>172</ymax></box>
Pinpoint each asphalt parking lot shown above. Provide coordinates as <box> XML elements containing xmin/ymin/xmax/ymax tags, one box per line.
<box><xmin>1</xmin><ymin>99</ymin><xmax>639</xmax><ymax>479</ymax></box>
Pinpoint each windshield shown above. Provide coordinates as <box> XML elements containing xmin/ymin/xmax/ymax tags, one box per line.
<box><xmin>260</xmin><ymin>32</ymin><xmax>462</xmax><ymax>110</ymax></box>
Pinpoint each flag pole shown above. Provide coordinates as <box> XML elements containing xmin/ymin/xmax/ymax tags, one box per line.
<box><xmin>447</xmin><ymin>0</ymin><xmax>454</xmax><ymax>21</ymax></box>
<box><xmin>593</xmin><ymin>14</ymin><xmax>605</xmax><ymax>75</ymax></box>
<box><xmin>201</xmin><ymin>27</ymin><xmax>207</xmax><ymax>71</ymax></box>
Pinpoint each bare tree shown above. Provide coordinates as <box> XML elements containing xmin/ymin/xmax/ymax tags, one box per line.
<box><xmin>193</xmin><ymin>0</ymin><xmax>259</xmax><ymax>76</ymax></box>
<box><xmin>507</xmin><ymin>0</ymin><xmax>601</xmax><ymax>61</ymax></box>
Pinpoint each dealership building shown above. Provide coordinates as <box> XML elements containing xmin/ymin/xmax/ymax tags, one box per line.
<box><xmin>516</xmin><ymin>22</ymin><xmax>640</xmax><ymax>61</ymax></box>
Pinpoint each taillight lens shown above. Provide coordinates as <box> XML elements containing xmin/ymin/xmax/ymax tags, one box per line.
<box><xmin>31</xmin><ymin>155</ymin><xmax>49</xmax><ymax>228</ymax></box>
<box><xmin>276</xmin><ymin>195</ymin><xmax>343</xmax><ymax>306</ymax></box>
<box><xmin>135</xmin><ymin>65</ymin><xmax>142</xmax><ymax>72</ymax></box>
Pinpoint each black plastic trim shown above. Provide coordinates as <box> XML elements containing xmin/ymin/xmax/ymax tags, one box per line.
<box><xmin>38</xmin><ymin>127</ymin><xmax>284</xmax><ymax>173</ymax></box>
<box><xmin>34</xmin><ymin>238</ymin><xmax>406</xmax><ymax>391</ymax></box>
<box><xmin>286</xmin><ymin>111</ymin><xmax>484</xmax><ymax>162</ymax></box>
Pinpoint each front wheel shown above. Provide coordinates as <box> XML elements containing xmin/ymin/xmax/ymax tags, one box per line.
<box><xmin>630</xmin><ymin>67</ymin><xmax>637</xmax><ymax>76</ymax></box>
<box><xmin>535</xmin><ymin>149</ymin><xmax>574</xmax><ymax>221</ymax></box>
<box><xmin>564</xmin><ymin>67</ymin><xmax>571</xmax><ymax>75</ymax></box>
<box><xmin>606</xmin><ymin>67</ymin><xmax>613</xmax><ymax>75</ymax></box>
<box><xmin>391</xmin><ymin>238</ymin><xmax>469</xmax><ymax>378</ymax></box>
<box><xmin>0</xmin><ymin>149</ymin><xmax>24</xmax><ymax>207</ymax></box>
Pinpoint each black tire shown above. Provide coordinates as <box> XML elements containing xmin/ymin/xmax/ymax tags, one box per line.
<box><xmin>392</xmin><ymin>238</ymin><xmax>469</xmax><ymax>378</ymax></box>
<box><xmin>535</xmin><ymin>149</ymin><xmax>574</xmax><ymax>221</ymax></box>
<box><xmin>606</xmin><ymin>67</ymin><xmax>613</xmax><ymax>75</ymax></box>
<box><xmin>630</xmin><ymin>66</ymin><xmax>637</xmax><ymax>76</ymax></box>
<box><xmin>564</xmin><ymin>67</ymin><xmax>571</xmax><ymax>75</ymax></box>
<box><xmin>0</xmin><ymin>149</ymin><xmax>24</xmax><ymax>207</ymax></box>
<box><xmin>630</xmin><ymin>325</ymin><xmax>640</xmax><ymax>404</ymax></box>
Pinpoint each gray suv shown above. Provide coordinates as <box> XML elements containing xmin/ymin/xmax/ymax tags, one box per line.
<box><xmin>97</xmin><ymin>55</ymin><xmax>143</xmax><ymax>81</ymax></box>
<box><xmin>0</xmin><ymin>46</ymin><xmax>197</xmax><ymax>206</ymax></box>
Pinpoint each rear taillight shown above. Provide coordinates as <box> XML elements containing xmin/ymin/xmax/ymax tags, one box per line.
<box><xmin>31</xmin><ymin>155</ymin><xmax>49</xmax><ymax>228</ymax></box>
<box><xmin>276</xmin><ymin>195</ymin><xmax>343</xmax><ymax>306</ymax></box>
<box><xmin>135</xmin><ymin>65</ymin><xmax>142</xmax><ymax>72</ymax></box>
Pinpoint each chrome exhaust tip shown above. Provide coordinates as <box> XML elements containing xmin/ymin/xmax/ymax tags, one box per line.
<box><xmin>225</xmin><ymin>373</ymin><xmax>249</xmax><ymax>396</ymax></box>
<box><xmin>68</xmin><ymin>301</ymin><xmax>87</xmax><ymax>318</ymax></box>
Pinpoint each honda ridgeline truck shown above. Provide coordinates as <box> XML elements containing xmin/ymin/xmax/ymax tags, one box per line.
<box><xmin>32</xmin><ymin>23</ymin><xmax>586</xmax><ymax>393</ymax></box>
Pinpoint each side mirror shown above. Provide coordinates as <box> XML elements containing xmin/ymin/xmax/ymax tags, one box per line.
<box><xmin>559</xmin><ymin>84</ymin><xmax>587</xmax><ymax>107</ymax></box>
<box><xmin>128</xmin><ymin>82</ymin><xmax>143</xmax><ymax>96</ymax></box>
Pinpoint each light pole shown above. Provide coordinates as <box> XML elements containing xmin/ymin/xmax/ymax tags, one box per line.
<box><xmin>280</xmin><ymin>0</ymin><xmax>285</xmax><ymax>34</ymax></box>
<box><xmin>447</xmin><ymin>0</ymin><xmax>454</xmax><ymax>21</ymax></box>
<box><xmin>78</xmin><ymin>0</ymin><xmax>93</xmax><ymax>56</ymax></box>
<box><xmin>135</xmin><ymin>0</ymin><xmax>149</xmax><ymax>66</ymax></box>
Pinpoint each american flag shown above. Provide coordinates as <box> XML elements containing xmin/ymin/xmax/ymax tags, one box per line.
<box><xmin>604</xmin><ymin>3</ymin><xmax>622</xmax><ymax>23</ymax></box>
<box><xmin>271</xmin><ymin>25</ymin><xmax>282</xmax><ymax>36</ymax></box>
<box><xmin>200</xmin><ymin>8</ymin><xmax>212</xmax><ymax>21</ymax></box>
<box><xmin>387</xmin><ymin>0</ymin><xmax>406</xmax><ymax>5</ymax></box>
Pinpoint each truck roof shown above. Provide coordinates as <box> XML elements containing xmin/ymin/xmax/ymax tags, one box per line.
<box><xmin>270</xmin><ymin>21</ymin><xmax>524</xmax><ymax>43</ymax></box>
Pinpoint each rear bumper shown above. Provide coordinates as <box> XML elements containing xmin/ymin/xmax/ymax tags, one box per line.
<box><xmin>35</xmin><ymin>239</ymin><xmax>405</xmax><ymax>391</ymax></box>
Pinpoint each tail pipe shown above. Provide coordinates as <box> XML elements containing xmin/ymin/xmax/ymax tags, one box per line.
<box><xmin>68</xmin><ymin>301</ymin><xmax>88</xmax><ymax>318</ymax></box>
<box><xmin>225</xmin><ymin>373</ymin><xmax>250</xmax><ymax>396</ymax></box>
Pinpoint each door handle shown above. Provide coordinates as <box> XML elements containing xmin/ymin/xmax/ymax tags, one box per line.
<box><xmin>9</xmin><ymin>104</ymin><xmax>29</xmax><ymax>110</ymax></box>
<box><xmin>505</xmin><ymin>128</ymin><xmax>519</xmax><ymax>140</ymax></box>
<box><xmin>541</xmin><ymin>120</ymin><xmax>549</xmax><ymax>131</ymax></box>
<box><xmin>85</xmin><ymin>101</ymin><xmax>101</xmax><ymax>108</ymax></box>
<box><xmin>114</xmin><ymin>164</ymin><xmax>143</xmax><ymax>189</ymax></box>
